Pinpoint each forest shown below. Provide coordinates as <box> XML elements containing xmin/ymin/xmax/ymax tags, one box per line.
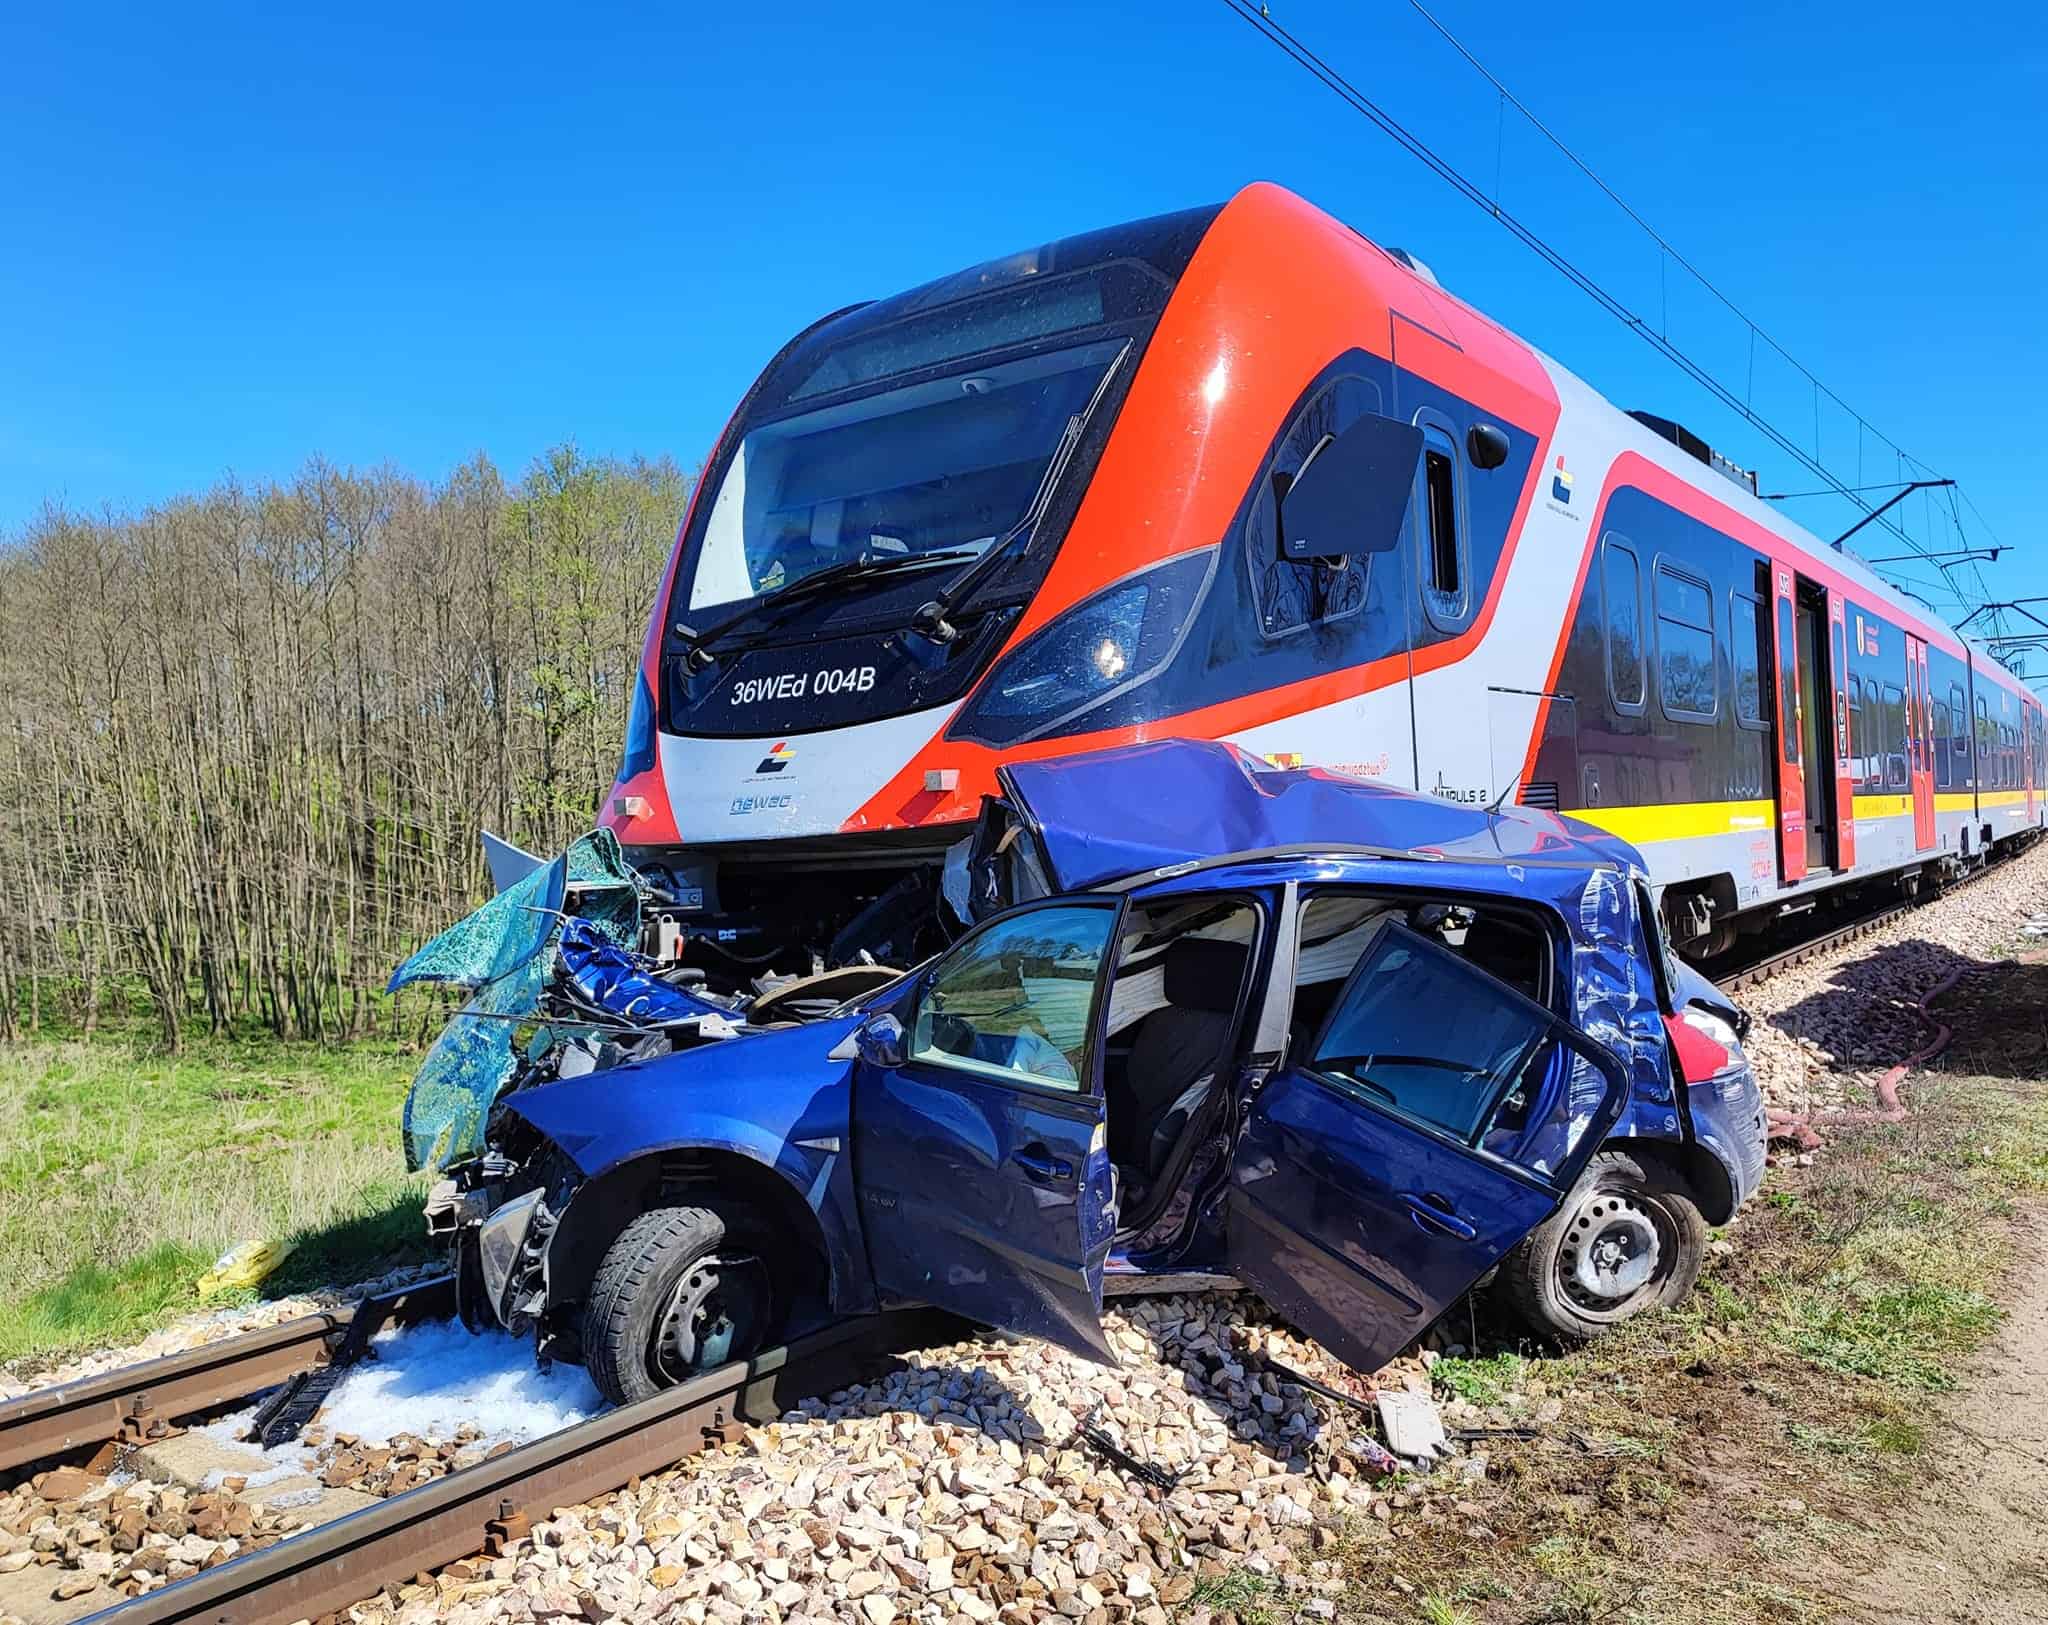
<box><xmin>0</xmin><ymin>446</ymin><xmax>689</xmax><ymax>1048</ymax></box>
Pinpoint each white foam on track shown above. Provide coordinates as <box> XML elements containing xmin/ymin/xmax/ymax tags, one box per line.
<box><xmin>315</xmin><ymin>1321</ymin><xmax>606</xmax><ymax>1445</ymax></box>
<box><xmin>198</xmin><ymin>1321</ymin><xmax>607</xmax><ymax>1470</ymax></box>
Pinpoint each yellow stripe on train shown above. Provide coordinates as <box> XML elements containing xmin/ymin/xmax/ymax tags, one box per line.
<box><xmin>1567</xmin><ymin>793</ymin><xmax>2038</xmax><ymax>845</ymax></box>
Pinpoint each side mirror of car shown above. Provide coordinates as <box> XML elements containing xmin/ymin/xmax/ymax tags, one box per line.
<box><xmin>1277</xmin><ymin>413</ymin><xmax>1425</xmax><ymax>561</ymax></box>
<box><xmin>855</xmin><ymin>1012</ymin><xmax>908</xmax><ymax>1068</ymax></box>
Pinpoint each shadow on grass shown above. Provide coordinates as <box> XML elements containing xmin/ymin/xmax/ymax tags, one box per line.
<box><xmin>0</xmin><ymin>1188</ymin><xmax>435</xmax><ymax>1370</ymax></box>
<box><xmin>262</xmin><ymin>1181</ymin><xmax>435</xmax><ymax>1300</ymax></box>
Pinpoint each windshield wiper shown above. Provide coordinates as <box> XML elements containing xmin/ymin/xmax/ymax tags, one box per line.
<box><xmin>908</xmin><ymin>413</ymin><xmax>1086</xmax><ymax>646</ymax></box>
<box><xmin>674</xmin><ymin>548</ymin><xmax>979</xmax><ymax>672</ymax></box>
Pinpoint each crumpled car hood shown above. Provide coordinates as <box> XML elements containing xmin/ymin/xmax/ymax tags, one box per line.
<box><xmin>998</xmin><ymin>739</ymin><xmax>1645</xmax><ymax>893</ymax></box>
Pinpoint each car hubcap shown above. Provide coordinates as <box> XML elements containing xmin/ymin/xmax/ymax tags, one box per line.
<box><xmin>1558</xmin><ymin>1192</ymin><xmax>1664</xmax><ymax>1311</ymax></box>
<box><xmin>653</xmin><ymin>1255</ymin><xmax>766</xmax><ymax>1385</ymax></box>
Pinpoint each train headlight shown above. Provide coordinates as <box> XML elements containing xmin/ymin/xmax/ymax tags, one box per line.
<box><xmin>948</xmin><ymin>548</ymin><xmax>1217</xmax><ymax>747</ymax></box>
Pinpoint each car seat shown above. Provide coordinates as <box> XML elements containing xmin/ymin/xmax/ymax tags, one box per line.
<box><xmin>1114</xmin><ymin>937</ymin><xmax>1248</xmax><ymax>1180</ymax></box>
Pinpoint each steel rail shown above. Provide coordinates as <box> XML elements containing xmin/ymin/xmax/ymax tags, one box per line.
<box><xmin>80</xmin><ymin>1306</ymin><xmax>963</xmax><ymax>1625</ymax></box>
<box><xmin>1712</xmin><ymin>848</ymin><xmax>2011</xmax><ymax>992</ymax></box>
<box><xmin>0</xmin><ymin>1275</ymin><xmax>456</xmax><ymax>1476</ymax></box>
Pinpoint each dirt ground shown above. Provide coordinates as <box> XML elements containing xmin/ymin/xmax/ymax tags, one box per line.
<box><xmin>1828</xmin><ymin>1217</ymin><xmax>2048</xmax><ymax>1621</ymax></box>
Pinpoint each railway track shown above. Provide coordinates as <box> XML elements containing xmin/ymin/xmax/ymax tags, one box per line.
<box><xmin>0</xmin><ymin>1275</ymin><xmax>455</xmax><ymax>1477</ymax></box>
<box><xmin>2</xmin><ymin>1292</ymin><xmax>958</xmax><ymax>1625</ymax></box>
<box><xmin>1708</xmin><ymin>849</ymin><xmax>2008</xmax><ymax>992</ymax></box>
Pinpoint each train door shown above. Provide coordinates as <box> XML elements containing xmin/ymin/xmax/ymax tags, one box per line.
<box><xmin>2027</xmin><ymin>705</ymin><xmax>2039</xmax><ymax>825</ymax></box>
<box><xmin>1792</xmin><ymin>585</ymin><xmax>1836</xmax><ymax>873</ymax></box>
<box><xmin>1825</xmin><ymin>591</ymin><xmax>1856</xmax><ymax>870</ymax></box>
<box><xmin>1905</xmin><ymin>637</ymin><xmax>1935</xmax><ymax>851</ymax></box>
<box><xmin>1390</xmin><ymin>311</ymin><xmax>1487</xmax><ymax>805</ymax></box>
<box><xmin>1769</xmin><ymin>564</ymin><xmax>1807</xmax><ymax>883</ymax></box>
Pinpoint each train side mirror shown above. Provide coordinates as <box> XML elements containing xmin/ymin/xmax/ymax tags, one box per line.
<box><xmin>1468</xmin><ymin>421</ymin><xmax>1511</xmax><ymax>469</ymax></box>
<box><xmin>1277</xmin><ymin>413</ymin><xmax>1424</xmax><ymax>561</ymax></box>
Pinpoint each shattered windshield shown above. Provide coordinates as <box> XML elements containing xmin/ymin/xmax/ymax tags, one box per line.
<box><xmin>391</xmin><ymin>831</ymin><xmax>643</xmax><ymax>1173</ymax></box>
<box><xmin>687</xmin><ymin>340</ymin><xmax>1123</xmax><ymax>612</ymax></box>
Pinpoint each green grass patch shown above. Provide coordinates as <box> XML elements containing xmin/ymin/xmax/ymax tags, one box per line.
<box><xmin>0</xmin><ymin>1242</ymin><xmax>213</xmax><ymax>1360</ymax></box>
<box><xmin>1431</xmin><ymin>1350</ymin><xmax>1526</xmax><ymax>1407</ymax></box>
<box><xmin>1773</xmin><ymin>1277</ymin><xmax>2001</xmax><ymax>1391</ymax></box>
<box><xmin>1786</xmin><ymin>1416</ymin><xmax>1927</xmax><ymax>1458</ymax></box>
<box><xmin>0</xmin><ymin>1024</ymin><xmax>426</xmax><ymax>1366</ymax></box>
<box><xmin>1186</xmin><ymin>1569</ymin><xmax>1276</xmax><ymax>1619</ymax></box>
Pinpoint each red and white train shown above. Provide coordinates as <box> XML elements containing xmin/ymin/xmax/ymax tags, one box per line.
<box><xmin>600</xmin><ymin>183</ymin><xmax>2042</xmax><ymax>973</ymax></box>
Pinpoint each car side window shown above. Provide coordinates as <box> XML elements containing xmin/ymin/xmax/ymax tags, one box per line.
<box><xmin>910</xmin><ymin>904</ymin><xmax>1116</xmax><ymax>1092</ymax></box>
<box><xmin>1304</xmin><ymin>918</ymin><xmax>1545</xmax><ymax>1134</ymax></box>
<box><xmin>1299</xmin><ymin>919</ymin><xmax>1600</xmax><ymax>1182</ymax></box>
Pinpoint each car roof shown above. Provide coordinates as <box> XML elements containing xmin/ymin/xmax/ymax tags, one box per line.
<box><xmin>999</xmin><ymin>739</ymin><xmax>1646</xmax><ymax>898</ymax></box>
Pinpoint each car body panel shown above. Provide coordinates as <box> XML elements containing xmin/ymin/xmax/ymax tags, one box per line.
<box><xmin>849</xmin><ymin>897</ymin><xmax>1125</xmax><ymax>1364</ymax></box>
<box><xmin>504</xmin><ymin>1015</ymin><xmax>872</xmax><ymax>1313</ymax></box>
<box><xmin>1221</xmin><ymin>902</ymin><xmax>1632</xmax><ymax>1374</ymax></box>
<box><xmin>852</xmin><ymin>1054</ymin><xmax>1118</xmax><ymax>1363</ymax></box>
<box><xmin>1230</xmin><ymin>1068</ymin><xmax>1575</xmax><ymax>1371</ymax></box>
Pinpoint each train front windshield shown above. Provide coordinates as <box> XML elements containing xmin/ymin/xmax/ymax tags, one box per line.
<box><xmin>668</xmin><ymin>204</ymin><xmax>1222</xmax><ymax>623</ymax></box>
<box><xmin>686</xmin><ymin>337</ymin><xmax>1124</xmax><ymax>611</ymax></box>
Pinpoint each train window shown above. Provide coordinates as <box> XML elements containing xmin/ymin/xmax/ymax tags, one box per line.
<box><xmin>1976</xmin><ymin>695</ymin><xmax>1991</xmax><ymax>787</ymax></box>
<box><xmin>1934</xmin><ymin>700</ymin><xmax>1952</xmax><ymax>790</ymax></box>
<box><xmin>1732</xmin><ymin>593</ymin><xmax>1765</xmax><ymax>727</ymax></box>
<box><xmin>1418</xmin><ymin>422</ymin><xmax>1469</xmax><ymax>630</ymax></box>
<box><xmin>1951</xmin><ymin>685</ymin><xmax>1968</xmax><ymax>774</ymax></box>
<box><xmin>1881</xmin><ymin>684</ymin><xmax>1907</xmax><ymax>791</ymax></box>
<box><xmin>1847</xmin><ymin>680</ymin><xmax>1868</xmax><ymax>790</ymax></box>
<box><xmin>1777</xmin><ymin>596</ymin><xmax>1799</xmax><ymax>767</ymax></box>
<box><xmin>1245</xmin><ymin>375</ymin><xmax>1380</xmax><ymax>638</ymax></box>
<box><xmin>1602</xmin><ymin>538</ymin><xmax>1645</xmax><ymax>714</ymax></box>
<box><xmin>1654</xmin><ymin>561</ymin><xmax>1716</xmax><ymax>722</ymax></box>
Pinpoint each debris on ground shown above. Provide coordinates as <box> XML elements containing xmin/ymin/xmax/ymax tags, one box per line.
<box><xmin>1374</xmin><ymin>1389</ymin><xmax>1448</xmax><ymax>1466</ymax></box>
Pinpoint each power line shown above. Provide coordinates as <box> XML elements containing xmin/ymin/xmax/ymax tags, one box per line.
<box><xmin>1394</xmin><ymin>0</ymin><xmax>2011</xmax><ymax>628</ymax></box>
<box><xmin>1215</xmin><ymin>0</ymin><xmax>1999</xmax><ymax>613</ymax></box>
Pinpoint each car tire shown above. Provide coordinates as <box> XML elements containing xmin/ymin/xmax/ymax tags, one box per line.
<box><xmin>1498</xmin><ymin>1150</ymin><xmax>1707</xmax><ymax>1342</ymax></box>
<box><xmin>580</xmin><ymin>1206</ymin><xmax>773</xmax><ymax>1406</ymax></box>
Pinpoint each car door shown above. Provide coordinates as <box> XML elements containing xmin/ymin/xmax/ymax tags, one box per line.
<box><xmin>849</xmin><ymin>897</ymin><xmax>1123</xmax><ymax>1363</ymax></box>
<box><xmin>1228</xmin><ymin>907</ymin><xmax>1630</xmax><ymax>1378</ymax></box>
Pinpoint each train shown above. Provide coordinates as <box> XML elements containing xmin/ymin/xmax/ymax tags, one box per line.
<box><xmin>598</xmin><ymin>181</ymin><xmax>2042</xmax><ymax>977</ymax></box>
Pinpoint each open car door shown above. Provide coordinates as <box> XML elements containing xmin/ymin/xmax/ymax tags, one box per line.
<box><xmin>850</xmin><ymin>898</ymin><xmax>1123</xmax><ymax>1363</ymax></box>
<box><xmin>1227</xmin><ymin>911</ymin><xmax>1631</xmax><ymax>1378</ymax></box>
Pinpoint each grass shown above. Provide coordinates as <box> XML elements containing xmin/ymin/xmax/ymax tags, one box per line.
<box><xmin>1429</xmin><ymin>1350</ymin><xmax>1526</xmax><ymax>1408</ymax></box>
<box><xmin>0</xmin><ymin>1022</ymin><xmax>427</xmax><ymax>1366</ymax></box>
<box><xmin>1332</xmin><ymin>952</ymin><xmax>2048</xmax><ymax>1624</ymax></box>
<box><xmin>1187</xmin><ymin>1568</ymin><xmax>1278</xmax><ymax>1620</ymax></box>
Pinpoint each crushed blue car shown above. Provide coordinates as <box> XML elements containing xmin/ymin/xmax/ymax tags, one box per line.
<box><xmin>404</xmin><ymin>739</ymin><xmax>1764</xmax><ymax>1404</ymax></box>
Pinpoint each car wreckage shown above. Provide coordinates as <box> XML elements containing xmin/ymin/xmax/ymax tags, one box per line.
<box><xmin>395</xmin><ymin>740</ymin><xmax>1764</xmax><ymax>1405</ymax></box>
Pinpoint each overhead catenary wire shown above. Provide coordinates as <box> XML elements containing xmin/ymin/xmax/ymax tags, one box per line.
<box><xmin>1396</xmin><ymin>0</ymin><xmax>2003</xmax><ymax>619</ymax></box>
<box><xmin>1216</xmin><ymin>0</ymin><xmax>2007</xmax><ymax>639</ymax></box>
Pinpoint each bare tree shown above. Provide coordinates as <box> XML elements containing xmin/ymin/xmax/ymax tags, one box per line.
<box><xmin>0</xmin><ymin>447</ymin><xmax>688</xmax><ymax>1046</ymax></box>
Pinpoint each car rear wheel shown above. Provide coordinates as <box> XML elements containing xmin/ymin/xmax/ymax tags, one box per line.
<box><xmin>581</xmin><ymin>1206</ymin><xmax>773</xmax><ymax>1405</ymax></box>
<box><xmin>1498</xmin><ymin>1150</ymin><xmax>1707</xmax><ymax>1341</ymax></box>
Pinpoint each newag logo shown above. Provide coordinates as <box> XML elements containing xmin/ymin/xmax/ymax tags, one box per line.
<box><xmin>729</xmin><ymin>666</ymin><xmax>877</xmax><ymax>707</ymax></box>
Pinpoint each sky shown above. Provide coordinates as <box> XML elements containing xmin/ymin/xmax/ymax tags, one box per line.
<box><xmin>4</xmin><ymin>2</ymin><xmax>2042</xmax><ymax>646</ymax></box>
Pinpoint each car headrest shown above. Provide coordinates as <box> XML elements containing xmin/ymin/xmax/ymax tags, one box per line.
<box><xmin>1163</xmin><ymin>937</ymin><xmax>1248</xmax><ymax>1014</ymax></box>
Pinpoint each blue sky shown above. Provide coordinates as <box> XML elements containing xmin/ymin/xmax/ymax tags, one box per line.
<box><xmin>4</xmin><ymin>2</ymin><xmax>2041</xmax><ymax>635</ymax></box>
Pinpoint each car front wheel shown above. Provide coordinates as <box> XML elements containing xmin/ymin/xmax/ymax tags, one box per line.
<box><xmin>1498</xmin><ymin>1150</ymin><xmax>1707</xmax><ymax>1341</ymax></box>
<box><xmin>580</xmin><ymin>1206</ymin><xmax>773</xmax><ymax>1405</ymax></box>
